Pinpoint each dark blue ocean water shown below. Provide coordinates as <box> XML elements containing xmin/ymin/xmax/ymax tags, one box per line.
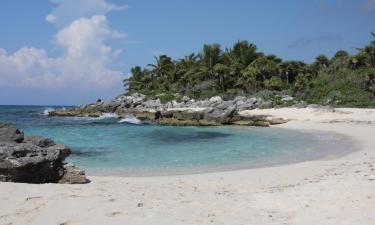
<box><xmin>0</xmin><ymin>105</ymin><xmax>356</xmax><ymax>176</ymax></box>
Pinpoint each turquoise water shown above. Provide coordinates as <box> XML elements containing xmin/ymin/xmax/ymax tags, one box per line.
<box><xmin>0</xmin><ymin>105</ymin><xmax>356</xmax><ymax>176</ymax></box>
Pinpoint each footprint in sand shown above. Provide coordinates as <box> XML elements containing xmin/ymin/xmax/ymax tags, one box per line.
<box><xmin>106</xmin><ymin>211</ymin><xmax>124</xmax><ymax>217</ymax></box>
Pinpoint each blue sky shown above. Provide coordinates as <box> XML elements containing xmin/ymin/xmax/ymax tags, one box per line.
<box><xmin>0</xmin><ymin>0</ymin><xmax>374</xmax><ymax>105</ymax></box>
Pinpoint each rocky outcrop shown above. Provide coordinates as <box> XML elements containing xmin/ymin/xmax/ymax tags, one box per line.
<box><xmin>0</xmin><ymin>124</ymin><xmax>88</xmax><ymax>184</ymax></box>
<box><xmin>0</xmin><ymin>124</ymin><xmax>24</xmax><ymax>143</ymax></box>
<box><xmin>49</xmin><ymin>93</ymin><xmax>291</xmax><ymax>127</ymax></box>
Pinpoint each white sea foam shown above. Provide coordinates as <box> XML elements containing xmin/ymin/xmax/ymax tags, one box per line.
<box><xmin>70</xmin><ymin>113</ymin><xmax>119</xmax><ymax>121</ymax></box>
<box><xmin>118</xmin><ymin>116</ymin><xmax>141</xmax><ymax>125</ymax></box>
<box><xmin>98</xmin><ymin>113</ymin><xmax>119</xmax><ymax>119</ymax></box>
<box><xmin>43</xmin><ymin>107</ymin><xmax>55</xmax><ymax>115</ymax></box>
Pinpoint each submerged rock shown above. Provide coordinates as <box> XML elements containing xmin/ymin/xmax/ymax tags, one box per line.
<box><xmin>0</xmin><ymin>123</ymin><xmax>87</xmax><ymax>184</ymax></box>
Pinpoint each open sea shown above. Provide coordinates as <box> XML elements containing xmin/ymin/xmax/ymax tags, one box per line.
<box><xmin>0</xmin><ymin>105</ymin><xmax>357</xmax><ymax>176</ymax></box>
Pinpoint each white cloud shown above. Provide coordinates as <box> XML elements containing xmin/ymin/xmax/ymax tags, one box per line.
<box><xmin>46</xmin><ymin>0</ymin><xmax>127</xmax><ymax>27</ymax></box>
<box><xmin>0</xmin><ymin>0</ymin><xmax>126</xmax><ymax>92</ymax></box>
<box><xmin>45</xmin><ymin>14</ymin><xmax>57</xmax><ymax>23</ymax></box>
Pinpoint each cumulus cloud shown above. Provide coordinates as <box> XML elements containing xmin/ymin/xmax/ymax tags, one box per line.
<box><xmin>0</xmin><ymin>0</ymin><xmax>126</xmax><ymax>91</ymax></box>
<box><xmin>46</xmin><ymin>0</ymin><xmax>128</xmax><ymax>27</ymax></box>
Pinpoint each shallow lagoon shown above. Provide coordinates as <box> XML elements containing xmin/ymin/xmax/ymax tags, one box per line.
<box><xmin>0</xmin><ymin>105</ymin><xmax>357</xmax><ymax>176</ymax></box>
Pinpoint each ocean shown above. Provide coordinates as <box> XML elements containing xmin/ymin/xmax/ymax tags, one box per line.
<box><xmin>0</xmin><ymin>105</ymin><xmax>356</xmax><ymax>176</ymax></box>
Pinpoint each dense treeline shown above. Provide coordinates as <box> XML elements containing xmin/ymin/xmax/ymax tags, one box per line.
<box><xmin>124</xmin><ymin>34</ymin><xmax>375</xmax><ymax>107</ymax></box>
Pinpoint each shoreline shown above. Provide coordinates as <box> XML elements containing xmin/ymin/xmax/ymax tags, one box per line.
<box><xmin>1</xmin><ymin>108</ymin><xmax>375</xmax><ymax>225</ymax></box>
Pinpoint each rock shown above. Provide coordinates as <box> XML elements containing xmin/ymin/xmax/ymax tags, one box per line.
<box><xmin>236</xmin><ymin>98</ymin><xmax>257</xmax><ymax>111</ymax></box>
<box><xmin>131</xmin><ymin>93</ymin><xmax>146</xmax><ymax>106</ymax></box>
<box><xmin>0</xmin><ymin>124</ymin><xmax>87</xmax><ymax>184</ymax></box>
<box><xmin>222</xmin><ymin>106</ymin><xmax>237</xmax><ymax>120</ymax></box>
<box><xmin>204</xmin><ymin>105</ymin><xmax>237</xmax><ymax>124</ymax></box>
<box><xmin>165</xmin><ymin>102</ymin><xmax>173</xmax><ymax>109</ymax></box>
<box><xmin>253</xmin><ymin>121</ymin><xmax>271</xmax><ymax>127</ymax></box>
<box><xmin>216</xmin><ymin>101</ymin><xmax>234</xmax><ymax>110</ymax></box>
<box><xmin>281</xmin><ymin>95</ymin><xmax>294</xmax><ymax>102</ymax></box>
<box><xmin>48</xmin><ymin>93</ymin><xmax>290</xmax><ymax>127</ymax></box>
<box><xmin>269</xmin><ymin>118</ymin><xmax>289</xmax><ymax>125</ymax></box>
<box><xmin>0</xmin><ymin>142</ymin><xmax>69</xmax><ymax>183</ymax></box>
<box><xmin>293</xmin><ymin>101</ymin><xmax>308</xmax><ymax>108</ymax></box>
<box><xmin>258</xmin><ymin>101</ymin><xmax>273</xmax><ymax>109</ymax></box>
<box><xmin>157</xmin><ymin>118</ymin><xmax>203</xmax><ymax>126</ymax></box>
<box><xmin>171</xmin><ymin>100</ymin><xmax>181</xmax><ymax>108</ymax></box>
<box><xmin>122</xmin><ymin>96</ymin><xmax>134</xmax><ymax>108</ymax></box>
<box><xmin>58</xmin><ymin>163</ymin><xmax>88</xmax><ymax>184</ymax></box>
<box><xmin>23</xmin><ymin>136</ymin><xmax>55</xmax><ymax>148</ymax></box>
<box><xmin>0</xmin><ymin>124</ymin><xmax>24</xmax><ymax>143</ymax></box>
<box><xmin>143</xmin><ymin>99</ymin><xmax>162</xmax><ymax>109</ymax></box>
<box><xmin>232</xmin><ymin>120</ymin><xmax>255</xmax><ymax>126</ymax></box>
<box><xmin>48</xmin><ymin>108</ymin><xmax>81</xmax><ymax>117</ymax></box>
<box><xmin>208</xmin><ymin>96</ymin><xmax>223</xmax><ymax>106</ymax></box>
<box><xmin>181</xmin><ymin>96</ymin><xmax>190</xmax><ymax>103</ymax></box>
<box><xmin>85</xmin><ymin>103</ymin><xmax>105</xmax><ymax>113</ymax></box>
<box><xmin>233</xmin><ymin>96</ymin><xmax>247</xmax><ymax>103</ymax></box>
<box><xmin>173</xmin><ymin>110</ymin><xmax>204</xmax><ymax>121</ymax></box>
<box><xmin>46</xmin><ymin>144</ymin><xmax>72</xmax><ymax>160</ymax></box>
<box><xmin>102</xmin><ymin>101</ymin><xmax>121</xmax><ymax>112</ymax></box>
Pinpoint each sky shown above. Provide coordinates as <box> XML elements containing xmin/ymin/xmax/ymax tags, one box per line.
<box><xmin>0</xmin><ymin>0</ymin><xmax>374</xmax><ymax>105</ymax></box>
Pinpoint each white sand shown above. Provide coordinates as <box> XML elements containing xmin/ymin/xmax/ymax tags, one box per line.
<box><xmin>1</xmin><ymin>108</ymin><xmax>375</xmax><ymax>225</ymax></box>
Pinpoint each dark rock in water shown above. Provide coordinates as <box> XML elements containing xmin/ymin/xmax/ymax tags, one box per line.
<box><xmin>0</xmin><ymin>123</ymin><xmax>87</xmax><ymax>184</ymax></box>
<box><xmin>0</xmin><ymin>124</ymin><xmax>24</xmax><ymax>143</ymax></box>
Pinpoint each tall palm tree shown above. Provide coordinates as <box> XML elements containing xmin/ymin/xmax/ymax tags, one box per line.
<box><xmin>199</xmin><ymin>44</ymin><xmax>222</xmax><ymax>80</ymax></box>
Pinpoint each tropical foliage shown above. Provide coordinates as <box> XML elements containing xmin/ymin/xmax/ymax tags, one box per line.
<box><xmin>124</xmin><ymin>35</ymin><xmax>375</xmax><ymax>107</ymax></box>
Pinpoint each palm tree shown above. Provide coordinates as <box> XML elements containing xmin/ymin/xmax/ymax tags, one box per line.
<box><xmin>199</xmin><ymin>44</ymin><xmax>222</xmax><ymax>80</ymax></box>
<box><xmin>225</xmin><ymin>40</ymin><xmax>258</xmax><ymax>68</ymax></box>
<box><xmin>147</xmin><ymin>55</ymin><xmax>175</xmax><ymax>91</ymax></box>
<box><xmin>314</xmin><ymin>54</ymin><xmax>330</xmax><ymax>69</ymax></box>
<box><xmin>279</xmin><ymin>61</ymin><xmax>306</xmax><ymax>84</ymax></box>
<box><xmin>148</xmin><ymin>55</ymin><xmax>174</xmax><ymax>79</ymax></box>
<box><xmin>357</xmin><ymin>33</ymin><xmax>375</xmax><ymax>67</ymax></box>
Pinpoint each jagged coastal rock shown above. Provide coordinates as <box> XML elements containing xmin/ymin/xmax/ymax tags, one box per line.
<box><xmin>49</xmin><ymin>93</ymin><xmax>291</xmax><ymax>127</ymax></box>
<box><xmin>0</xmin><ymin>124</ymin><xmax>87</xmax><ymax>184</ymax></box>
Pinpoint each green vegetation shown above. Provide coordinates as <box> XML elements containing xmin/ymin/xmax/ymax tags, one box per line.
<box><xmin>124</xmin><ymin>34</ymin><xmax>375</xmax><ymax>107</ymax></box>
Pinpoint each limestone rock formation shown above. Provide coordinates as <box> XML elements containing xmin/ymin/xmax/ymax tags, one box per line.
<box><xmin>49</xmin><ymin>93</ymin><xmax>292</xmax><ymax>127</ymax></box>
<box><xmin>0</xmin><ymin>123</ymin><xmax>88</xmax><ymax>184</ymax></box>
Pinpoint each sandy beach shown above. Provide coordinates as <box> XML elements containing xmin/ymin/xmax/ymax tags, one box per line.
<box><xmin>1</xmin><ymin>107</ymin><xmax>374</xmax><ymax>225</ymax></box>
